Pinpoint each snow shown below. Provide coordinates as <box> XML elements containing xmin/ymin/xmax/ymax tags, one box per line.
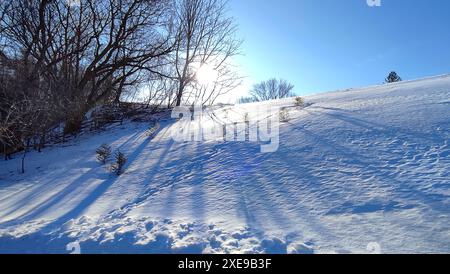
<box><xmin>1</xmin><ymin>74</ymin><xmax>449</xmax><ymax>254</ymax></box>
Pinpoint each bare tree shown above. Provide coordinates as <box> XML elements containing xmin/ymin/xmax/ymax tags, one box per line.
<box><xmin>77</xmin><ymin>0</ymin><xmax>174</xmax><ymax>103</ymax></box>
<box><xmin>0</xmin><ymin>79</ymin><xmax>45</xmax><ymax>171</ymax></box>
<box><xmin>249</xmin><ymin>78</ymin><xmax>295</xmax><ymax>102</ymax></box>
<box><xmin>171</xmin><ymin>0</ymin><xmax>242</xmax><ymax>106</ymax></box>
<box><xmin>0</xmin><ymin>0</ymin><xmax>176</xmax><ymax>163</ymax></box>
<box><xmin>0</xmin><ymin>0</ymin><xmax>243</xmax><ymax>165</ymax></box>
<box><xmin>0</xmin><ymin>2</ymin><xmax>8</xmax><ymax>51</ymax></box>
<box><xmin>0</xmin><ymin>0</ymin><xmax>175</xmax><ymax>125</ymax></box>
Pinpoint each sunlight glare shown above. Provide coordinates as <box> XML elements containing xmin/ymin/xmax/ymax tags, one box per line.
<box><xmin>196</xmin><ymin>63</ymin><xmax>218</xmax><ymax>85</ymax></box>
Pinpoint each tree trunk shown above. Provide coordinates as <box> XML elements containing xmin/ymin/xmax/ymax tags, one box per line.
<box><xmin>21</xmin><ymin>139</ymin><xmax>30</xmax><ymax>174</ymax></box>
<box><xmin>175</xmin><ymin>83</ymin><xmax>185</xmax><ymax>107</ymax></box>
<box><xmin>38</xmin><ymin>133</ymin><xmax>45</xmax><ymax>153</ymax></box>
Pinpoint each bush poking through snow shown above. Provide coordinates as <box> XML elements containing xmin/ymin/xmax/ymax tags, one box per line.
<box><xmin>96</xmin><ymin>144</ymin><xmax>112</xmax><ymax>165</ymax></box>
<box><xmin>279</xmin><ymin>108</ymin><xmax>290</xmax><ymax>123</ymax></box>
<box><xmin>111</xmin><ymin>151</ymin><xmax>127</xmax><ymax>176</ymax></box>
<box><xmin>294</xmin><ymin>97</ymin><xmax>305</xmax><ymax>107</ymax></box>
<box><xmin>223</xmin><ymin>109</ymin><xmax>229</xmax><ymax>120</ymax></box>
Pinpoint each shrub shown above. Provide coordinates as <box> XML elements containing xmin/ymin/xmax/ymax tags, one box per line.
<box><xmin>294</xmin><ymin>97</ymin><xmax>305</xmax><ymax>107</ymax></box>
<box><xmin>111</xmin><ymin>150</ymin><xmax>127</xmax><ymax>176</ymax></box>
<box><xmin>223</xmin><ymin>109</ymin><xmax>229</xmax><ymax>120</ymax></box>
<box><xmin>244</xmin><ymin>113</ymin><xmax>250</xmax><ymax>123</ymax></box>
<box><xmin>279</xmin><ymin>108</ymin><xmax>290</xmax><ymax>122</ymax></box>
<box><xmin>96</xmin><ymin>144</ymin><xmax>112</xmax><ymax>165</ymax></box>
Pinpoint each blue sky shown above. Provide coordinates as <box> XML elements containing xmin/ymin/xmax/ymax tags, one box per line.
<box><xmin>229</xmin><ymin>0</ymin><xmax>450</xmax><ymax>97</ymax></box>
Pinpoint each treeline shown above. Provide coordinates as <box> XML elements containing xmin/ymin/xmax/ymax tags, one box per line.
<box><xmin>0</xmin><ymin>0</ymin><xmax>241</xmax><ymax>160</ymax></box>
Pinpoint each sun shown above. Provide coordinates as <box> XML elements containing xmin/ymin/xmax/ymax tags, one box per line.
<box><xmin>196</xmin><ymin>63</ymin><xmax>218</xmax><ymax>86</ymax></box>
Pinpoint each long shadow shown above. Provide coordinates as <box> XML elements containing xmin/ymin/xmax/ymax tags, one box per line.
<box><xmin>208</xmin><ymin>141</ymin><xmax>282</xmax><ymax>234</ymax></box>
<box><xmin>280</xmin><ymin>123</ymin><xmax>362</xmax><ymax>203</ymax></box>
<box><xmin>181</xmin><ymin>113</ymin><xmax>312</xmax><ymax>235</ymax></box>
<box><xmin>0</xmin><ymin>167</ymin><xmax>102</xmax><ymax>226</ymax></box>
<box><xmin>285</xmin><ymin>120</ymin><xmax>390</xmax><ymax>200</ymax></box>
<box><xmin>115</xmin><ymin>130</ymin><xmax>147</xmax><ymax>151</ymax></box>
<box><xmin>4</xmin><ymin>125</ymin><xmax>166</xmax><ymax>231</ymax></box>
<box><xmin>242</xmin><ymin>155</ymin><xmax>293</xmax><ymax>232</ymax></box>
<box><xmin>263</xmin><ymin>123</ymin><xmax>446</xmax><ymax>249</ymax></box>
<box><xmin>106</xmin><ymin>128</ymin><xmax>176</xmax><ymax>217</ymax></box>
<box><xmin>159</xmin><ymin>142</ymin><xmax>190</xmax><ymax>219</ymax></box>
<box><xmin>0</xmin><ymin>181</ymin><xmax>44</xmax><ymax>203</ymax></box>
<box><xmin>158</xmin><ymin>140</ymin><xmax>218</xmax><ymax>224</ymax></box>
<box><xmin>0</xmin><ymin>183</ymin><xmax>45</xmax><ymax>209</ymax></box>
<box><xmin>230</xmin><ymin>148</ymin><xmax>262</xmax><ymax>232</ymax></box>
<box><xmin>256</xmin><ymin>148</ymin><xmax>342</xmax><ymax>243</ymax></box>
<box><xmin>0</xmin><ymin>158</ymin><xmax>97</xmax><ymax>215</ymax></box>
<box><xmin>36</xmin><ymin>125</ymin><xmax>169</xmax><ymax>231</ymax></box>
<box><xmin>39</xmin><ymin>174</ymin><xmax>121</xmax><ymax>230</ymax></box>
<box><xmin>0</xmin><ymin>129</ymin><xmax>148</xmax><ymax>223</ymax></box>
<box><xmin>207</xmin><ymin>139</ymin><xmax>333</xmax><ymax>252</ymax></box>
<box><xmin>188</xmin><ymin>142</ymin><xmax>206</xmax><ymax>224</ymax></box>
<box><xmin>162</xmin><ymin>138</ymin><xmax>264</xmax><ymax>232</ymax></box>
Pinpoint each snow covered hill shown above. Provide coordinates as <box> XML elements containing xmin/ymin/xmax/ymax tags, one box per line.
<box><xmin>1</xmin><ymin>74</ymin><xmax>449</xmax><ymax>254</ymax></box>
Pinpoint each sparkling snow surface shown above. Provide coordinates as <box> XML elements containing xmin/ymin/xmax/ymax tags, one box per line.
<box><xmin>1</xmin><ymin>75</ymin><xmax>449</xmax><ymax>253</ymax></box>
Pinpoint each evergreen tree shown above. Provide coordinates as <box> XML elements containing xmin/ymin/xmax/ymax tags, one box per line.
<box><xmin>111</xmin><ymin>150</ymin><xmax>127</xmax><ymax>176</ymax></box>
<box><xmin>385</xmin><ymin>71</ymin><xmax>402</xmax><ymax>83</ymax></box>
